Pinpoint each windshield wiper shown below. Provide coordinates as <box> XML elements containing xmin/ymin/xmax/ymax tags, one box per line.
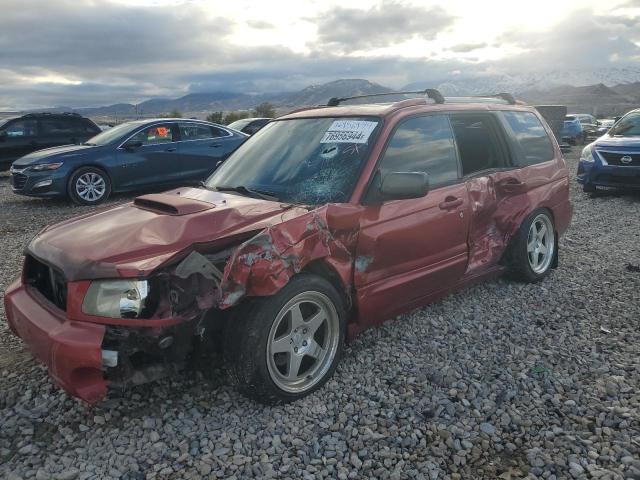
<box><xmin>214</xmin><ymin>185</ymin><xmax>280</xmax><ymax>202</ymax></box>
<box><xmin>83</xmin><ymin>142</ymin><xmax>96</xmax><ymax>146</ymax></box>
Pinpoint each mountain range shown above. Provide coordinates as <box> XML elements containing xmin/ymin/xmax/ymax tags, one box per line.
<box><xmin>26</xmin><ymin>69</ymin><xmax>640</xmax><ymax>119</ymax></box>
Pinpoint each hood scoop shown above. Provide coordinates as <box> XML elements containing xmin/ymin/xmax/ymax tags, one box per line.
<box><xmin>133</xmin><ymin>193</ymin><xmax>215</xmax><ymax>216</ymax></box>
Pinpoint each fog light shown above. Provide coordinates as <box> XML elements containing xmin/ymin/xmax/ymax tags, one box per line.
<box><xmin>101</xmin><ymin>349</ymin><xmax>118</xmax><ymax>368</ymax></box>
<box><xmin>33</xmin><ymin>179</ymin><xmax>53</xmax><ymax>189</ymax></box>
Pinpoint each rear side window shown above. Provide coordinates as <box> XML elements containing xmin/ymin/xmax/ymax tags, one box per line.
<box><xmin>76</xmin><ymin>118</ymin><xmax>100</xmax><ymax>134</ymax></box>
<box><xmin>40</xmin><ymin>118</ymin><xmax>75</xmax><ymax>135</ymax></box>
<box><xmin>130</xmin><ymin>124</ymin><xmax>174</xmax><ymax>145</ymax></box>
<box><xmin>180</xmin><ymin>123</ymin><xmax>219</xmax><ymax>140</ymax></box>
<box><xmin>501</xmin><ymin>111</ymin><xmax>554</xmax><ymax>166</ymax></box>
<box><xmin>378</xmin><ymin>115</ymin><xmax>459</xmax><ymax>188</ymax></box>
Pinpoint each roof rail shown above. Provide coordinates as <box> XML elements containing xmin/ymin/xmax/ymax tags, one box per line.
<box><xmin>475</xmin><ymin>93</ymin><xmax>517</xmax><ymax>105</ymax></box>
<box><xmin>327</xmin><ymin>88</ymin><xmax>445</xmax><ymax>107</ymax></box>
<box><xmin>23</xmin><ymin>112</ymin><xmax>82</xmax><ymax>117</ymax></box>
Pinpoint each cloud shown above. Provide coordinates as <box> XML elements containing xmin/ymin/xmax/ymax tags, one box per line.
<box><xmin>449</xmin><ymin>42</ymin><xmax>488</xmax><ymax>53</ymax></box>
<box><xmin>247</xmin><ymin>20</ymin><xmax>275</xmax><ymax>29</ymax></box>
<box><xmin>311</xmin><ymin>1</ymin><xmax>456</xmax><ymax>53</ymax></box>
<box><xmin>499</xmin><ymin>9</ymin><xmax>640</xmax><ymax>69</ymax></box>
<box><xmin>0</xmin><ymin>1</ymin><xmax>639</xmax><ymax>110</ymax></box>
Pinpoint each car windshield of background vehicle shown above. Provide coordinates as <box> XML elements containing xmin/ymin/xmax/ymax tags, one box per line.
<box><xmin>84</xmin><ymin>122</ymin><xmax>144</xmax><ymax>145</ymax></box>
<box><xmin>610</xmin><ymin>113</ymin><xmax>640</xmax><ymax>137</ymax></box>
<box><xmin>207</xmin><ymin>117</ymin><xmax>381</xmax><ymax>204</ymax></box>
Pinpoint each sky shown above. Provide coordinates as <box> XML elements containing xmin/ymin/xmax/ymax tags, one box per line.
<box><xmin>0</xmin><ymin>0</ymin><xmax>639</xmax><ymax>109</ymax></box>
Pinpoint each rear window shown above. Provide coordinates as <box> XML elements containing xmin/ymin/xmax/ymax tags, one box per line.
<box><xmin>501</xmin><ymin>111</ymin><xmax>554</xmax><ymax>166</ymax></box>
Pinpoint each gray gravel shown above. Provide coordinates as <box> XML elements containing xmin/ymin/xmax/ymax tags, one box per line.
<box><xmin>1</xmin><ymin>152</ymin><xmax>639</xmax><ymax>480</ymax></box>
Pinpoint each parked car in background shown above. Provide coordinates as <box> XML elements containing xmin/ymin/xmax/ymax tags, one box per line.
<box><xmin>562</xmin><ymin>115</ymin><xmax>585</xmax><ymax>145</ymax></box>
<box><xmin>0</xmin><ymin>113</ymin><xmax>100</xmax><ymax>170</ymax></box>
<box><xmin>10</xmin><ymin>118</ymin><xmax>247</xmax><ymax>204</ymax></box>
<box><xmin>577</xmin><ymin>108</ymin><xmax>640</xmax><ymax>193</ymax></box>
<box><xmin>4</xmin><ymin>90</ymin><xmax>572</xmax><ymax>405</ymax></box>
<box><xmin>574</xmin><ymin>114</ymin><xmax>599</xmax><ymax>138</ymax></box>
<box><xmin>227</xmin><ymin>117</ymin><xmax>271</xmax><ymax>135</ymax></box>
<box><xmin>596</xmin><ymin>118</ymin><xmax>615</xmax><ymax>135</ymax></box>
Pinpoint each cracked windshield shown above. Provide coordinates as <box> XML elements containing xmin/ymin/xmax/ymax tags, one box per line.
<box><xmin>207</xmin><ymin>117</ymin><xmax>381</xmax><ymax>204</ymax></box>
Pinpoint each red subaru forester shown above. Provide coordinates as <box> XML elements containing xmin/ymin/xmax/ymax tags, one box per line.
<box><xmin>4</xmin><ymin>90</ymin><xmax>572</xmax><ymax>404</ymax></box>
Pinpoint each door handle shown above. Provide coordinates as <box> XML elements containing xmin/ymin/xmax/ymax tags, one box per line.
<box><xmin>438</xmin><ymin>196</ymin><xmax>463</xmax><ymax>210</ymax></box>
<box><xmin>210</xmin><ymin>143</ymin><xmax>222</xmax><ymax>148</ymax></box>
<box><xmin>165</xmin><ymin>147</ymin><xmax>177</xmax><ymax>152</ymax></box>
<box><xmin>497</xmin><ymin>178</ymin><xmax>527</xmax><ymax>193</ymax></box>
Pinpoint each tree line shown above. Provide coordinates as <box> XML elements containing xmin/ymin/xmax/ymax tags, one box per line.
<box><xmin>160</xmin><ymin>102</ymin><xmax>276</xmax><ymax>125</ymax></box>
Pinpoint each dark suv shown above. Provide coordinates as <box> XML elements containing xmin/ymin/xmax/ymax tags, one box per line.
<box><xmin>5</xmin><ymin>90</ymin><xmax>572</xmax><ymax>405</ymax></box>
<box><xmin>0</xmin><ymin>113</ymin><xmax>100</xmax><ymax>169</ymax></box>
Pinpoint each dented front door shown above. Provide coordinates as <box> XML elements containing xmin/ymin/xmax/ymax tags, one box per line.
<box><xmin>352</xmin><ymin>114</ymin><xmax>470</xmax><ymax>326</ymax></box>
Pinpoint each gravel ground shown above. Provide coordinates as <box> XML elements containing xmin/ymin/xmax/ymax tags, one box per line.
<box><xmin>1</xmin><ymin>152</ymin><xmax>639</xmax><ymax>480</ymax></box>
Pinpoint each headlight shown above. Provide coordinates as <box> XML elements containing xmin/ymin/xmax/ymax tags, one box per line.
<box><xmin>82</xmin><ymin>280</ymin><xmax>149</xmax><ymax>318</ymax></box>
<box><xmin>580</xmin><ymin>145</ymin><xmax>595</xmax><ymax>163</ymax></box>
<box><xmin>29</xmin><ymin>162</ymin><xmax>63</xmax><ymax>171</ymax></box>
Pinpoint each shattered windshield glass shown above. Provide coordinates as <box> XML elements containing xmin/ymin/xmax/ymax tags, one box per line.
<box><xmin>206</xmin><ymin>117</ymin><xmax>381</xmax><ymax>204</ymax></box>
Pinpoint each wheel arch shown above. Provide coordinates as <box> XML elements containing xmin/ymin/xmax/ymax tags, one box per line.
<box><xmin>302</xmin><ymin>259</ymin><xmax>353</xmax><ymax>312</ymax></box>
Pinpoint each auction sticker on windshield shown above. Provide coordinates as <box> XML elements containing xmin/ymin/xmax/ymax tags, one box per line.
<box><xmin>320</xmin><ymin>120</ymin><xmax>377</xmax><ymax>144</ymax></box>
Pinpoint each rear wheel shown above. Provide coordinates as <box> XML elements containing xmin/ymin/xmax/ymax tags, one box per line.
<box><xmin>508</xmin><ymin>209</ymin><xmax>556</xmax><ymax>283</ymax></box>
<box><xmin>68</xmin><ymin>167</ymin><xmax>111</xmax><ymax>205</ymax></box>
<box><xmin>224</xmin><ymin>274</ymin><xmax>345</xmax><ymax>404</ymax></box>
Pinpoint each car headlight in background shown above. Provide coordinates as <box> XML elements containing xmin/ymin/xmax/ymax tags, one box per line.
<box><xmin>29</xmin><ymin>162</ymin><xmax>64</xmax><ymax>171</ymax></box>
<box><xmin>82</xmin><ymin>280</ymin><xmax>149</xmax><ymax>318</ymax></box>
<box><xmin>580</xmin><ymin>145</ymin><xmax>595</xmax><ymax>163</ymax></box>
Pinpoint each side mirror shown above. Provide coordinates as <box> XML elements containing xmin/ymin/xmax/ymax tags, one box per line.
<box><xmin>0</xmin><ymin>131</ymin><xmax>7</xmax><ymax>142</ymax></box>
<box><xmin>124</xmin><ymin>140</ymin><xmax>143</xmax><ymax>150</ymax></box>
<box><xmin>380</xmin><ymin>172</ymin><xmax>429</xmax><ymax>200</ymax></box>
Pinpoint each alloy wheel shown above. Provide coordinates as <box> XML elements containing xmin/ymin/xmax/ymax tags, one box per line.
<box><xmin>75</xmin><ymin>172</ymin><xmax>106</xmax><ymax>202</ymax></box>
<box><xmin>266</xmin><ymin>291</ymin><xmax>340</xmax><ymax>393</ymax></box>
<box><xmin>527</xmin><ymin>214</ymin><xmax>555</xmax><ymax>274</ymax></box>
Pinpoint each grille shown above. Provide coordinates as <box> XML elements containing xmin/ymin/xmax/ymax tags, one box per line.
<box><xmin>11</xmin><ymin>173</ymin><xmax>28</xmax><ymax>190</ymax></box>
<box><xmin>597</xmin><ymin>151</ymin><xmax>640</xmax><ymax>166</ymax></box>
<box><xmin>25</xmin><ymin>255</ymin><xmax>67</xmax><ymax>311</ymax></box>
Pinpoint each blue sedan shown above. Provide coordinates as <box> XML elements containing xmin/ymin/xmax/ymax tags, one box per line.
<box><xmin>577</xmin><ymin>108</ymin><xmax>640</xmax><ymax>193</ymax></box>
<box><xmin>10</xmin><ymin>118</ymin><xmax>247</xmax><ymax>204</ymax></box>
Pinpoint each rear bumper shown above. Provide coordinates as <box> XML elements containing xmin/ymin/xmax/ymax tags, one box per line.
<box><xmin>4</xmin><ymin>276</ymin><xmax>107</xmax><ymax>404</ymax></box>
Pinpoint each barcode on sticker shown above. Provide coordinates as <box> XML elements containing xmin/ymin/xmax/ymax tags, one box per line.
<box><xmin>320</xmin><ymin>120</ymin><xmax>377</xmax><ymax>144</ymax></box>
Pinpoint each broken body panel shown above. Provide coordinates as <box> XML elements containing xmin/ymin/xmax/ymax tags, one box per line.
<box><xmin>4</xmin><ymin>101</ymin><xmax>572</xmax><ymax>404</ymax></box>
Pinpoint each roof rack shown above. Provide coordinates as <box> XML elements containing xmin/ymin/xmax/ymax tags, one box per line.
<box><xmin>326</xmin><ymin>90</ymin><xmax>518</xmax><ymax>107</ymax></box>
<box><xmin>327</xmin><ymin>88</ymin><xmax>445</xmax><ymax>107</ymax></box>
<box><xmin>476</xmin><ymin>93</ymin><xmax>516</xmax><ymax>105</ymax></box>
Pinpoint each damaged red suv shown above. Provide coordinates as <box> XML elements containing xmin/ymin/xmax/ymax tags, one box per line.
<box><xmin>4</xmin><ymin>90</ymin><xmax>572</xmax><ymax>405</ymax></box>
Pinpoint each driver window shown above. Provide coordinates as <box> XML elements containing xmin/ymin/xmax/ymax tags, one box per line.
<box><xmin>378</xmin><ymin>115</ymin><xmax>459</xmax><ymax>188</ymax></box>
<box><xmin>130</xmin><ymin>124</ymin><xmax>174</xmax><ymax>145</ymax></box>
<box><xmin>5</xmin><ymin>119</ymin><xmax>37</xmax><ymax>138</ymax></box>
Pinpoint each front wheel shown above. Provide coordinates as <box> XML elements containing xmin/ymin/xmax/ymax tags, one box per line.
<box><xmin>224</xmin><ymin>274</ymin><xmax>345</xmax><ymax>404</ymax></box>
<box><xmin>68</xmin><ymin>167</ymin><xmax>111</xmax><ymax>205</ymax></box>
<box><xmin>508</xmin><ymin>209</ymin><xmax>556</xmax><ymax>283</ymax></box>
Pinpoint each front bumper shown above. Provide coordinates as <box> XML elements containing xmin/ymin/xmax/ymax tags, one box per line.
<box><xmin>4</xmin><ymin>276</ymin><xmax>108</xmax><ymax>404</ymax></box>
<box><xmin>577</xmin><ymin>161</ymin><xmax>640</xmax><ymax>189</ymax></box>
<box><xmin>10</xmin><ymin>167</ymin><xmax>67</xmax><ymax>197</ymax></box>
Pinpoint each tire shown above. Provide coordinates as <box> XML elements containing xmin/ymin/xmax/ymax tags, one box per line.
<box><xmin>507</xmin><ymin>209</ymin><xmax>556</xmax><ymax>283</ymax></box>
<box><xmin>582</xmin><ymin>183</ymin><xmax>596</xmax><ymax>193</ymax></box>
<box><xmin>68</xmin><ymin>167</ymin><xmax>111</xmax><ymax>205</ymax></box>
<box><xmin>224</xmin><ymin>273</ymin><xmax>346</xmax><ymax>404</ymax></box>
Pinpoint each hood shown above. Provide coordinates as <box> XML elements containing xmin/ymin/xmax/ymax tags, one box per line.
<box><xmin>593</xmin><ymin>135</ymin><xmax>640</xmax><ymax>149</ymax></box>
<box><xmin>28</xmin><ymin>187</ymin><xmax>310</xmax><ymax>281</ymax></box>
<box><xmin>13</xmin><ymin>144</ymin><xmax>100</xmax><ymax>166</ymax></box>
